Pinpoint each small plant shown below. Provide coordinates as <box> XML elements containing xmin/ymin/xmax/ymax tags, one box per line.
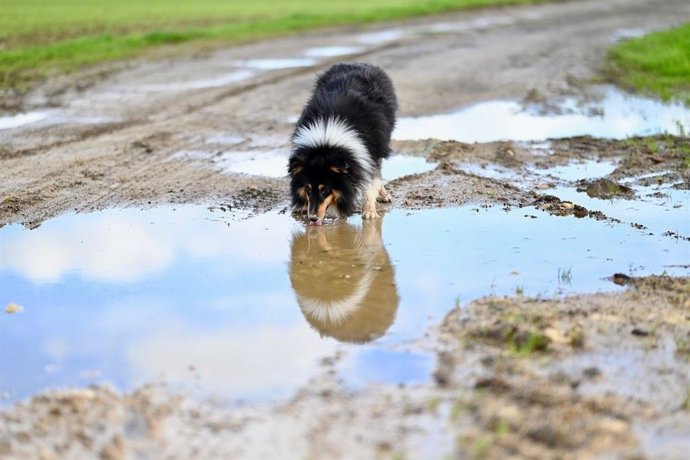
<box><xmin>510</xmin><ymin>331</ymin><xmax>550</xmax><ymax>356</ymax></box>
<box><xmin>471</xmin><ymin>435</ymin><xmax>494</xmax><ymax>460</ymax></box>
<box><xmin>675</xmin><ymin>120</ymin><xmax>687</xmax><ymax>138</ymax></box>
<box><xmin>427</xmin><ymin>396</ymin><xmax>442</xmax><ymax>412</ymax></box>
<box><xmin>558</xmin><ymin>267</ymin><xmax>573</xmax><ymax>285</ymax></box>
<box><xmin>450</xmin><ymin>400</ymin><xmax>468</xmax><ymax>422</ymax></box>
<box><xmin>514</xmin><ymin>285</ymin><xmax>524</xmax><ymax>296</ymax></box>
<box><xmin>644</xmin><ymin>137</ymin><xmax>660</xmax><ymax>153</ymax></box>
<box><xmin>568</xmin><ymin>327</ymin><xmax>585</xmax><ymax>348</ymax></box>
<box><xmin>675</xmin><ymin>337</ymin><xmax>690</xmax><ymax>360</ymax></box>
<box><xmin>681</xmin><ymin>391</ymin><xmax>690</xmax><ymax>411</ymax></box>
<box><xmin>495</xmin><ymin>419</ymin><xmax>510</xmax><ymax>436</ymax></box>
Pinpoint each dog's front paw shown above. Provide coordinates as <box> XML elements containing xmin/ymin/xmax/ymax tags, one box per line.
<box><xmin>362</xmin><ymin>210</ymin><xmax>380</xmax><ymax>220</ymax></box>
<box><xmin>377</xmin><ymin>193</ymin><xmax>392</xmax><ymax>203</ymax></box>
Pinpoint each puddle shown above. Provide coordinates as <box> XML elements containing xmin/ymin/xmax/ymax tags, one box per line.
<box><xmin>205</xmin><ymin>134</ymin><xmax>246</xmax><ymax>146</ymax></box>
<box><xmin>2</xmin><ymin>203</ymin><xmax>688</xmax><ymax>403</ymax></box>
<box><xmin>394</xmin><ymin>87</ymin><xmax>690</xmax><ymax>142</ymax></box>
<box><xmin>232</xmin><ymin>58</ymin><xmax>316</xmax><ymax>70</ymax></box>
<box><xmin>428</xmin><ymin>15</ymin><xmax>514</xmax><ymax>33</ymax></box>
<box><xmin>0</xmin><ymin>110</ymin><xmax>115</xmax><ymax>132</ymax></box>
<box><xmin>0</xmin><ymin>112</ymin><xmax>48</xmax><ymax>131</ymax></box>
<box><xmin>382</xmin><ymin>155</ymin><xmax>436</xmax><ymax>180</ymax></box>
<box><xmin>176</xmin><ymin>149</ymin><xmax>436</xmax><ymax>181</ymax></box>
<box><xmin>459</xmin><ymin>163</ymin><xmax>523</xmax><ymax>184</ymax></box>
<box><xmin>303</xmin><ymin>46</ymin><xmax>364</xmax><ymax>58</ymax></box>
<box><xmin>533</xmin><ymin>159</ymin><xmax>619</xmax><ymax>182</ymax></box>
<box><xmin>548</xmin><ymin>184</ymin><xmax>690</xmax><ymax>238</ymax></box>
<box><xmin>611</xmin><ymin>28</ymin><xmax>649</xmax><ymax>42</ymax></box>
<box><xmin>136</xmin><ymin>70</ymin><xmax>255</xmax><ymax>92</ymax></box>
<box><xmin>356</xmin><ymin>30</ymin><xmax>405</xmax><ymax>45</ymax></box>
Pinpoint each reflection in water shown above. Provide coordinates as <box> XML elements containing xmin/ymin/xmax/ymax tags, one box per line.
<box><xmin>394</xmin><ymin>86</ymin><xmax>690</xmax><ymax>142</ymax></box>
<box><xmin>290</xmin><ymin>219</ymin><xmax>399</xmax><ymax>343</ymax></box>
<box><xmin>1</xmin><ymin>200</ymin><xmax>688</xmax><ymax>403</ymax></box>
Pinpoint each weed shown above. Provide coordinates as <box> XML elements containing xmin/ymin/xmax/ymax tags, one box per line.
<box><xmin>675</xmin><ymin>337</ymin><xmax>690</xmax><ymax>360</ymax></box>
<box><xmin>644</xmin><ymin>137</ymin><xmax>660</xmax><ymax>154</ymax></box>
<box><xmin>495</xmin><ymin>419</ymin><xmax>510</xmax><ymax>436</ymax></box>
<box><xmin>675</xmin><ymin>120</ymin><xmax>687</xmax><ymax>137</ymax></box>
<box><xmin>427</xmin><ymin>396</ymin><xmax>442</xmax><ymax>412</ymax></box>
<box><xmin>509</xmin><ymin>331</ymin><xmax>549</xmax><ymax>356</ymax></box>
<box><xmin>557</xmin><ymin>267</ymin><xmax>572</xmax><ymax>285</ymax></box>
<box><xmin>568</xmin><ymin>326</ymin><xmax>585</xmax><ymax>348</ymax></box>
<box><xmin>682</xmin><ymin>391</ymin><xmax>690</xmax><ymax>411</ymax></box>
<box><xmin>471</xmin><ymin>435</ymin><xmax>493</xmax><ymax>460</ymax></box>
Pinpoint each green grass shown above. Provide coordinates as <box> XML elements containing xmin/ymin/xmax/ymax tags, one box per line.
<box><xmin>0</xmin><ymin>0</ymin><xmax>544</xmax><ymax>92</ymax></box>
<box><xmin>607</xmin><ymin>23</ymin><xmax>690</xmax><ymax>105</ymax></box>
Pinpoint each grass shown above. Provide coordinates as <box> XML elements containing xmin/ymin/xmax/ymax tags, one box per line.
<box><xmin>509</xmin><ymin>331</ymin><xmax>549</xmax><ymax>356</ymax></box>
<box><xmin>607</xmin><ymin>23</ymin><xmax>690</xmax><ymax>105</ymax></box>
<box><xmin>0</xmin><ymin>0</ymin><xmax>544</xmax><ymax>93</ymax></box>
<box><xmin>557</xmin><ymin>267</ymin><xmax>572</xmax><ymax>285</ymax></box>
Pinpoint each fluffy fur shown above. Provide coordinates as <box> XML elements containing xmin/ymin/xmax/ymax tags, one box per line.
<box><xmin>289</xmin><ymin>219</ymin><xmax>399</xmax><ymax>343</ymax></box>
<box><xmin>288</xmin><ymin>62</ymin><xmax>397</xmax><ymax>225</ymax></box>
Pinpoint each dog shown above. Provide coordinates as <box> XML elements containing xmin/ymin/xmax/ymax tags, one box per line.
<box><xmin>289</xmin><ymin>218</ymin><xmax>399</xmax><ymax>343</ymax></box>
<box><xmin>288</xmin><ymin>63</ymin><xmax>397</xmax><ymax>226</ymax></box>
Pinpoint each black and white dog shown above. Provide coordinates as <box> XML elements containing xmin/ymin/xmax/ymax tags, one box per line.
<box><xmin>288</xmin><ymin>63</ymin><xmax>397</xmax><ymax>225</ymax></box>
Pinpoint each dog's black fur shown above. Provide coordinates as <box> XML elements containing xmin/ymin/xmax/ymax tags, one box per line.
<box><xmin>288</xmin><ymin>63</ymin><xmax>397</xmax><ymax>224</ymax></box>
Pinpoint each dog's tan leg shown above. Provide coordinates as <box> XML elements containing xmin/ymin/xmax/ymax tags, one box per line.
<box><xmin>362</xmin><ymin>177</ymin><xmax>381</xmax><ymax>220</ymax></box>
<box><xmin>377</xmin><ymin>183</ymin><xmax>392</xmax><ymax>203</ymax></box>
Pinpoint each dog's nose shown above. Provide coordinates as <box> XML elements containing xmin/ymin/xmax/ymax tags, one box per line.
<box><xmin>308</xmin><ymin>215</ymin><xmax>318</xmax><ymax>222</ymax></box>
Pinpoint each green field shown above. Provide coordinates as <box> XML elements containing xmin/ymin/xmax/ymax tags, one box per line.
<box><xmin>607</xmin><ymin>23</ymin><xmax>690</xmax><ymax>105</ymax></box>
<box><xmin>0</xmin><ymin>0</ymin><xmax>543</xmax><ymax>92</ymax></box>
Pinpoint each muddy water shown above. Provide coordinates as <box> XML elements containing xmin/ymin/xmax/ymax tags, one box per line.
<box><xmin>394</xmin><ymin>86</ymin><xmax>690</xmax><ymax>142</ymax></box>
<box><xmin>2</xmin><ymin>200</ymin><xmax>688</xmax><ymax>403</ymax></box>
<box><xmin>176</xmin><ymin>150</ymin><xmax>437</xmax><ymax>181</ymax></box>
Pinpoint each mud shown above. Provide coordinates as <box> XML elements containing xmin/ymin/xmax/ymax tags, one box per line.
<box><xmin>2</xmin><ymin>0</ymin><xmax>690</xmax><ymax>458</ymax></box>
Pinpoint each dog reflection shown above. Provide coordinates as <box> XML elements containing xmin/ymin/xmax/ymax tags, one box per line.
<box><xmin>289</xmin><ymin>219</ymin><xmax>399</xmax><ymax>344</ymax></box>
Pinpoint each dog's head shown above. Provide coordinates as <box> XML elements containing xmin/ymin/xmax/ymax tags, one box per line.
<box><xmin>288</xmin><ymin>145</ymin><xmax>360</xmax><ymax>225</ymax></box>
<box><xmin>289</xmin><ymin>220</ymin><xmax>399</xmax><ymax>343</ymax></box>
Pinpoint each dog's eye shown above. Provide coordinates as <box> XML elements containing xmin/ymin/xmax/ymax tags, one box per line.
<box><xmin>320</xmin><ymin>188</ymin><xmax>329</xmax><ymax>197</ymax></box>
<box><xmin>304</xmin><ymin>184</ymin><xmax>312</xmax><ymax>193</ymax></box>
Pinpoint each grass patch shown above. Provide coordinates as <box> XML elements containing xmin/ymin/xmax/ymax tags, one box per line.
<box><xmin>607</xmin><ymin>23</ymin><xmax>690</xmax><ymax>104</ymax></box>
<box><xmin>676</xmin><ymin>337</ymin><xmax>690</xmax><ymax>361</ymax></box>
<box><xmin>0</xmin><ymin>0</ymin><xmax>544</xmax><ymax>93</ymax></box>
<box><xmin>509</xmin><ymin>331</ymin><xmax>549</xmax><ymax>356</ymax></box>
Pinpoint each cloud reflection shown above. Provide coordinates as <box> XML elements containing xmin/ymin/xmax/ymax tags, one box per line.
<box><xmin>126</xmin><ymin>323</ymin><xmax>337</xmax><ymax>397</ymax></box>
<box><xmin>394</xmin><ymin>87</ymin><xmax>690</xmax><ymax>142</ymax></box>
<box><xmin>0</xmin><ymin>207</ymin><xmax>292</xmax><ymax>284</ymax></box>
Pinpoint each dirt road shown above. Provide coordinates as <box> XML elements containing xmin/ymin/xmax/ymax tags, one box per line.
<box><xmin>1</xmin><ymin>0</ymin><xmax>690</xmax><ymax>458</ymax></box>
<box><xmin>0</xmin><ymin>0</ymin><xmax>687</xmax><ymax>227</ymax></box>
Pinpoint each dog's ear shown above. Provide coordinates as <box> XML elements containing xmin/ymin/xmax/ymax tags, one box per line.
<box><xmin>288</xmin><ymin>157</ymin><xmax>303</xmax><ymax>176</ymax></box>
<box><xmin>329</xmin><ymin>162</ymin><xmax>349</xmax><ymax>174</ymax></box>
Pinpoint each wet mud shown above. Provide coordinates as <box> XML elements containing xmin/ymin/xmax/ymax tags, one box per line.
<box><xmin>2</xmin><ymin>0</ymin><xmax>690</xmax><ymax>458</ymax></box>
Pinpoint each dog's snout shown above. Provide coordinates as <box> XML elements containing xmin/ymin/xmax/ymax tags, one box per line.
<box><xmin>308</xmin><ymin>215</ymin><xmax>318</xmax><ymax>222</ymax></box>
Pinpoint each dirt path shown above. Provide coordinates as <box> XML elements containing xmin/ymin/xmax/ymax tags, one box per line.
<box><xmin>1</xmin><ymin>0</ymin><xmax>688</xmax><ymax>227</ymax></box>
<box><xmin>1</xmin><ymin>0</ymin><xmax>690</xmax><ymax>458</ymax></box>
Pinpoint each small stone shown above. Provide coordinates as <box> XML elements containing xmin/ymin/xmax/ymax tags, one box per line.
<box><xmin>631</xmin><ymin>327</ymin><xmax>649</xmax><ymax>337</ymax></box>
<box><xmin>612</xmin><ymin>273</ymin><xmax>633</xmax><ymax>286</ymax></box>
<box><xmin>5</xmin><ymin>303</ymin><xmax>23</xmax><ymax>314</ymax></box>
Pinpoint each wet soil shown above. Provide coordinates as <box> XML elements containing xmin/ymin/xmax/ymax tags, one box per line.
<box><xmin>1</xmin><ymin>0</ymin><xmax>690</xmax><ymax>458</ymax></box>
